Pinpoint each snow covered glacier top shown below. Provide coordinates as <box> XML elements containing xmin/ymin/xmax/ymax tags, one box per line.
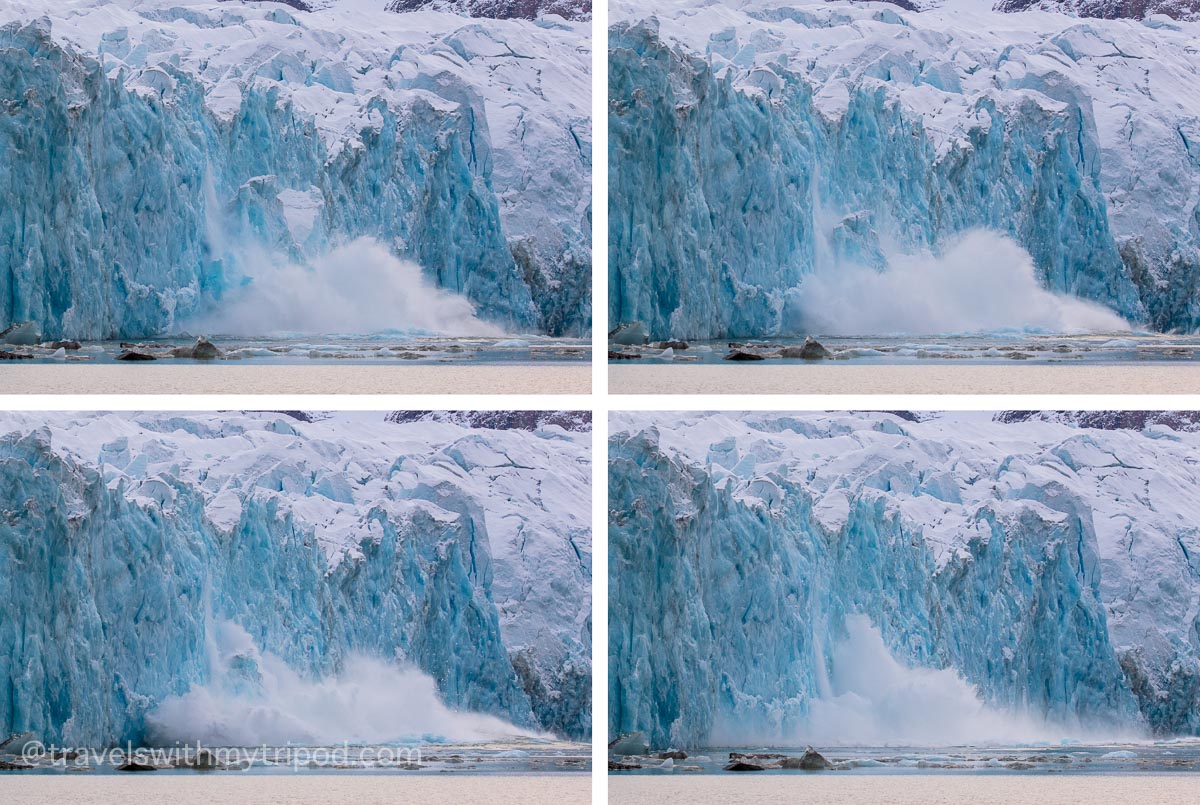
<box><xmin>0</xmin><ymin>0</ymin><xmax>590</xmax><ymax>338</ymax></box>
<box><xmin>609</xmin><ymin>0</ymin><xmax>1200</xmax><ymax>337</ymax></box>
<box><xmin>610</xmin><ymin>411</ymin><xmax>1200</xmax><ymax>745</ymax></box>
<box><xmin>8</xmin><ymin>407</ymin><xmax>590</xmax><ymax>576</ymax></box>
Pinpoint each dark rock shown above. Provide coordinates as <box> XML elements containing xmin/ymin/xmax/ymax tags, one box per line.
<box><xmin>608</xmin><ymin>760</ymin><xmax>643</xmax><ymax>771</ymax></box>
<box><xmin>655</xmin><ymin>750</ymin><xmax>687</xmax><ymax>760</ymax></box>
<box><xmin>609</xmin><ymin>350</ymin><xmax>642</xmax><ymax>360</ymax></box>
<box><xmin>654</xmin><ymin>340</ymin><xmax>689</xmax><ymax>350</ymax></box>
<box><xmin>995</xmin><ymin>0</ymin><xmax>1199</xmax><ymax>23</ymax></box>
<box><xmin>723</xmin><ymin>350</ymin><xmax>765</xmax><ymax>361</ymax></box>
<box><xmin>782</xmin><ymin>747</ymin><xmax>832</xmax><ymax>770</ymax></box>
<box><xmin>0</xmin><ymin>759</ymin><xmax>34</xmax><ymax>770</ymax></box>
<box><xmin>117</xmin><ymin>350</ymin><xmax>157</xmax><ymax>361</ymax></box>
<box><xmin>46</xmin><ymin>340</ymin><xmax>82</xmax><ymax>350</ymax></box>
<box><xmin>192</xmin><ymin>336</ymin><xmax>222</xmax><ymax>360</ymax></box>
<box><xmin>175</xmin><ymin>748</ymin><xmax>219</xmax><ymax>770</ymax></box>
<box><xmin>386</xmin><ymin>411</ymin><xmax>590</xmax><ymax>432</ymax></box>
<box><xmin>385</xmin><ymin>0</ymin><xmax>592</xmax><ymax>22</ymax></box>
<box><xmin>723</xmin><ymin>761</ymin><xmax>766</xmax><ymax>771</ymax></box>
<box><xmin>117</xmin><ymin>761</ymin><xmax>158</xmax><ymax>772</ymax></box>
<box><xmin>0</xmin><ymin>350</ymin><xmax>32</xmax><ymax>360</ymax></box>
<box><xmin>781</xmin><ymin>336</ymin><xmax>833</xmax><ymax>360</ymax></box>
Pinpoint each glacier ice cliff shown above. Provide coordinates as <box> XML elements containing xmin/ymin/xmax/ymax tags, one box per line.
<box><xmin>0</xmin><ymin>0</ymin><xmax>591</xmax><ymax>340</ymax></box>
<box><xmin>609</xmin><ymin>412</ymin><xmax>1200</xmax><ymax>747</ymax></box>
<box><xmin>0</xmin><ymin>411</ymin><xmax>591</xmax><ymax>746</ymax></box>
<box><xmin>609</xmin><ymin>0</ymin><xmax>1200</xmax><ymax>340</ymax></box>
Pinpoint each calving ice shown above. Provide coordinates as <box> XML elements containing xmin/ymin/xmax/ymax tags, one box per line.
<box><xmin>609</xmin><ymin>411</ymin><xmax>1200</xmax><ymax>749</ymax></box>
<box><xmin>609</xmin><ymin>0</ymin><xmax>1200</xmax><ymax>341</ymax></box>
<box><xmin>0</xmin><ymin>0</ymin><xmax>592</xmax><ymax>341</ymax></box>
<box><xmin>0</xmin><ymin>411</ymin><xmax>592</xmax><ymax>755</ymax></box>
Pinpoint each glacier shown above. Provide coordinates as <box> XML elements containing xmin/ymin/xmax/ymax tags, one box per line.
<box><xmin>0</xmin><ymin>411</ymin><xmax>591</xmax><ymax>747</ymax></box>
<box><xmin>0</xmin><ymin>0</ymin><xmax>591</xmax><ymax>340</ymax></box>
<box><xmin>609</xmin><ymin>411</ymin><xmax>1200</xmax><ymax>748</ymax></box>
<box><xmin>609</xmin><ymin>0</ymin><xmax>1200</xmax><ymax>341</ymax></box>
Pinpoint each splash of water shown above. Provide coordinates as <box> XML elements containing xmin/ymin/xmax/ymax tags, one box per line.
<box><xmin>185</xmin><ymin>238</ymin><xmax>505</xmax><ymax>338</ymax></box>
<box><xmin>789</xmin><ymin>230</ymin><xmax>1132</xmax><ymax>336</ymax></box>
<box><xmin>802</xmin><ymin>616</ymin><xmax>1079</xmax><ymax>746</ymax></box>
<box><xmin>144</xmin><ymin>621</ymin><xmax>534</xmax><ymax>747</ymax></box>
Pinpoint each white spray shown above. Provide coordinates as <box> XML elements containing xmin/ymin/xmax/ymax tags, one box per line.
<box><xmin>790</xmin><ymin>229</ymin><xmax>1131</xmax><ymax>336</ymax></box>
<box><xmin>183</xmin><ymin>238</ymin><xmax>504</xmax><ymax>338</ymax></box>
<box><xmin>144</xmin><ymin>620</ymin><xmax>537</xmax><ymax>747</ymax></box>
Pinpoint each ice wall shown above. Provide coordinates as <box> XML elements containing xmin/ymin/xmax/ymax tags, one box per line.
<box><xmin>0</xmin><ymin>1</ymin><xmax>591</xmax><ymax>339</ymax></box>
<box><xmin>609</xmin><ymin>1</ymin><xmax>1200</xmax><ymax>339</ymax></box>
<box><xmin>0</xmin><ymin>412</ymin><xmax>591</xmax><ymax>746</ymax></box>
<box><xmin>609</xmin><ymin>413</ymin><xmax>1200</xmax><ymax>748</ymax></box>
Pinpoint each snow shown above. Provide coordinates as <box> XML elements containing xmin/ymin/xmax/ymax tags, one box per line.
<box><xmin>0</xmin><ymin>411</ymin><xmax>590</xmax><ymax>745</ymax></box>
<box><xmin>609</xmin><ymin>0</ymin><xmax>1200</xmax><ymax>338</ymax></box>
<box><xmin>610</xmin><ymin>411</ymin><xmax>1200</xmax><ymax>746</ymax></box>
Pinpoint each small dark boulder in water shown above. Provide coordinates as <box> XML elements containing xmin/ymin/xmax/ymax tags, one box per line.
<box><xmin>174</xmin><ymin>748</ymin><xmax>219</xmax><ymax>770</ymax></box>
<box><xmin>116</xmin><ymin>350</ymin><xmax>157</xmax><ymax>361</ymax></box>
<box><xmin>781</xmin><ymin>336</ymin><xmax>833</xmax><ymax>360</ymax></box>
<box><xmin>609</xmin><ymin>760</ymin><xmax>643</xmax><ymax>771</ymax></box>
<box><xmin>654</xmin><ymin>340</ymin><xmax>689</xmax><ymax>350</ymax></box>
<box><xmin>46</xmin><ymin>340</ymin><xmax>82</xmax><ymax>350</ymax></box>
<box><xmin>117</xmin><ymin>760</ymin><xmax>158</xmax><ymax>772</ymax></box>
<box><xmin>609</xmin><ymin>350</ymin><xmax>642</xmax><ymax>360</ymax></box>
<box><xmin>723</xmin><ymin>350</ymin><xmax>765</xmax><ymax>361</ymax></box>
<box><xmin>0</xmin><ymin>350</ymin><xmax>32</xmax><ymax>360</ymax></box>
<box><xmin>782</xmin><ymin>747</ymin><xmax>832</xmax><ymax>770</ymax></box>
<box><xmin>656</xmin><ymin>750</ymin><xmax>687</xmax><ymax>760</ymax></box>
<box><xmin>192</xmin><ymin>336</ymin><xmax>222</xmax><ymax>360</ymax></box>
<box><xmin>723</xmin><ymin>761</ymin><xmax>766</xmax><ymax>771</ymax></box>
